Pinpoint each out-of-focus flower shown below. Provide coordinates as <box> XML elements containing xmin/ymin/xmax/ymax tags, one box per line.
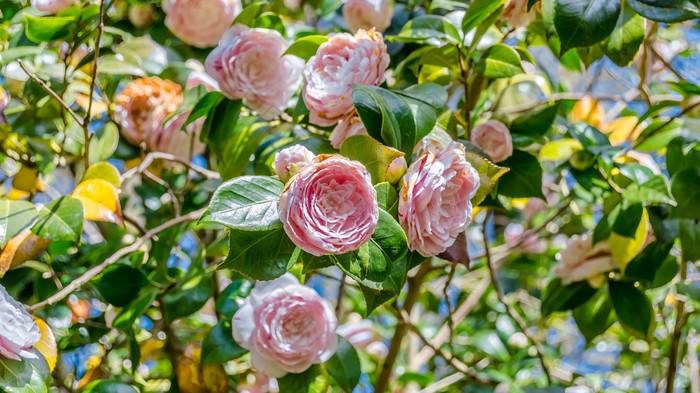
<box><xmin>501</xmin><ymin>0</ymin><xmax>540</xmax><ymax>28</ymax></box>
<box><xmin>552</xmin><ymin>234</ymin><xmax>616</xmax><ymax>285</ymax></box>
<box><xmin>337</xmin><ymin>313</ymin><xmax>388</xmax><ymax>358</ymax></box>
<box><xmin>0</xmin><ymin>87</ymin><xmax>8</xmax><ymax>124</ymax></box>
<box><xmin>329</xmin><ymin>112</ymin><xmax>369</xmax><ymax>149</ymax></box>
<box><xmin>186</xmin><ymin>71</ymin><xmax>220</xmax><ymax>92</ymax></box>
<box><xmin>399</xmin><ymin>141</ymin><xmax>480</xmax><ymax>257</ymax></box>
<box><xmin>128</xmin><ymin>3</ymin><xmax>157</xmax><ymax>28</ymax></box>
<box><xmin>163</xmin><ymin>0</ymin><xmax>241</xmax><ymax>48</ymax></box>
<box><xmin>343</xmin><ymin>0</ymin><xmax>393</xmax><ymax>33</ymax></box>
<box><xmin>32</xmin><ymin>0</ymin><xmax>73</xmax><ymax>14</ymax></box>
<box><xmin>238</xmin><ymin>373</ymin><xmax>278</xmax><ymax>393</ymax></box>
<box><xmin>571</xmin><ymin>94</ymin><xmax>604</xmax><ymax>129</ymax></box>
<box><xmin>206</xmin><ymin>25</ymin><xmax>304</xmax><ymax>119</ymax></box>
<box><xmin>303</xmin><ymin>29</ymin><xmax>389</xmax><ymax>127</ymax></box>
<box><xmin>0</xmin><ymin>284</ymin><xmax>41</xmax><ymax>360</ymax></box>
<box><xmin>279</xmin><ymin>154</ymin><xmax>378</xmax><ymax>256</ymax></box>
<box><xmin>470</xmin><ymin>120</ymin><xmax>513</xmax><ymax>163</ymax></box>
<box><xmin>504</xmin><ymin>223</ymin><xmax>546</xmax><ymax>253</ymax></box>
<box><xmin>272</xmin><ymin>145</ymin><xmax>316</xmax><ymax>183</ymax></box>
<box><xmin>232</xmin><ymin>274</ymin><xmax>337</xmax><ymax>377</ymax></box>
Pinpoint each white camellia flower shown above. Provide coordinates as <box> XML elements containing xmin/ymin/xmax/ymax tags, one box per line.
<box><xmin>0</xmin><ymin>285</ymin><xmax>41</xmax><ymax>360</ymax></box>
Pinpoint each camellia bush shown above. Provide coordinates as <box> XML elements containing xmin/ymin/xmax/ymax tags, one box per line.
<box><xmin>1</xmin><ymin>0</ymin><xmax>700</xmax><ymax>392</ymax></box>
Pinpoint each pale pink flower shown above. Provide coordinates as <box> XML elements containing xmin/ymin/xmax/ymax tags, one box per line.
<box><xmin>163</xmin><ymin>0</ymin><xmax>242</xmax><ymax>48</ymax></box>
<box><xmin>32</xmin><ymin>0</ymin><xmax>73</xmax><ymax>14</ymax></box>
<box><xmin>504</xmin><ymin>223</ymin><xmax>546</xmax><ymax>253</ymax></box>
<box><xmin>186</xmin><ymin>71</ymin><xmax>220</xmax><ymax>92</ymax></box>
<box><xmin>330</xmin><ymin>112</ymin><xmax>369</xmax><ymax>149</ymax></box>
<box><xmin>343</xmin><ymin>0</ymin><xmax>394</xmax><ymax>33</ymax></box>
<box><xmin>501</xmin><ymin>0</ymin><xmax>540</xmax><ymax>28</ymax></box>
<box><xmin>272</xmin><ymin>145</ymin><xmax>316</xmax><ymax>183</ymax></box>
<box><xmin>552</xmin><ymin>234</ymin><xmax>616</xmax><ymax>285</ymax></box>
<box><xmin>0</xmin><ymin>87</ymin><xmax>8</xmax><ymax>124</ymax></box>
<box><xmin>470</xmin><ymin>120</ymin><xmax>513</xmax><ymax>163</ymax></box>
<box><xmin>0</xmin><ymin>285</ymin><xmax>41</xmax><ymax>360</ymax></box>
<box><xmin>303</xmin><ymin>29</ymin><xmax>389</xmax><ymax>127</ymax></box>
<box><xmin>278</xmin><ymin>155</ymin><xmax>379</xmax><ymax>256</ymax></box>
<box><xmin>337</xmin><ymin>313</ymin><xmax>388</xmax><ymax>358</ymax></box>
<box><xmin>232</xmin><ymin>274</ymin><xmax>338</xmax><ymax>377</ymax></box>
<box><xmin>206</xmin><ymin>25</ymin><xmax>304</xmax><ymax>119</ymax></box>
<box><xmin>398</xmin><ymin>142</ymin><xmax>480</xmax><ymax>257</ymax></box>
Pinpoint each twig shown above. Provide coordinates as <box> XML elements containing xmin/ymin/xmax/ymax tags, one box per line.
<box><xmin>82</xmin><ymin>0</ymin><xmax>107</xmax><ymax>167</ymax></box>
<box><xmin>336</xmin><ymin>272</ymin><xmax>346</xmax><ymax>319</ymax></box>
<box><xmin>16</xmin><ymin>60</ymin><xmax>84</xmax><ymax>127</ymax></box>
<box><xmin>443</xmin><ymin>263</ymin><xmax>457</xmax><ymax>353</ymax></box>
<box><xmin>665</xmin><ymin>258</ymin><xmax>689</xmax><ymax>393</ymax></box>
<box><xmin>120</xmin><ymin>152</ymin><xmax>220</xmax><ymax>181</ymax></box>
<box><xmin>689</xmin><ymin>329</ymin><xmax>700</xmax><ymax>393</ymax></box>
<box><xmin>418</xmin><ymin>372</ymin><xmax>465</xmax><ymax>393</ymax></box>
<box><xmin>457</xmin><ymin>44</ymin><xmax>472</xmax><ymax>133</ymax></box>
<box><xmin>143</xmin><ymin>170</ymin><xmax>181</xmax><ymax>217</ymax></box>
<box><xmin>626</xmin><ymin>99</ymin><xmax>700</xmax><ymax>153</ymax></box>
<box><xmin>29</xmin><ymin>208</ymin><xmax>205</xmax><ymax>313</ymax></box>
<box><xmin>650</xmin><ymin>45</ymin><xmax>686</xmax><ymax>82</ymax></box>
<box><xmin>483</xmin><ymin>210</ymin><xmax>551</xmax><ymax>384</ymax></box>
<box><xmin>514</xmin><ymin>200</ymin><xmax>571</xmax><ymax>249</ymax></box>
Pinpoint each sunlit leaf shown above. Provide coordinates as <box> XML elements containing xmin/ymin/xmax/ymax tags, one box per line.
<box><xmin>71</xmin><ymin>178</ymin><xmax>124</xmax><ymax>226</ymax></box>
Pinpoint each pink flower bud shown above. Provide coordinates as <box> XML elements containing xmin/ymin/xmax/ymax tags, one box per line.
<box><xmin>329</xmin><ymin>112</ymin><xmax>369</xmax><ymax>149</ymax></box>
<box><xmin>232</xmin><ymin>274</ymin><xmax>338</xmax><ymax>377</ymax></box>
<box><xmin>343</xmin><ymin>0</ymin><xmax>394</xmax><ymax>33</ymax></box>
<box><xmin>163</xmin><ymin>0</ymin><xmax>242</xmax><ymax>48</ymax></box>
<box><xmin>272</xmin><ymin>145</ymin><xmax>316</xmax><ymax>183</ymax></box>
<box><xmin>32</xmin><ymin>0</ymin><xmax>73</xmax><ymax>14</ymax></box>
<box><xmin>470</xmin><ymin>120</ymin><xmax>513</xmax><ymax>163</ymax></box>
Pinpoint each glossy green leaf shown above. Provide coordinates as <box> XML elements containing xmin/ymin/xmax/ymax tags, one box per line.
<box><xmin>219</xmin><ymin>226</ymin><xmax>298</xmax><ymax>280</ymax></box>
<box><xmin>573</xmin><ymin>288</ymin><xmax>615</xmax><ymax>342</ymax></box>
<box><xmin>541</xmin><ymin>278</ymin><xmax>597</xmax><ymax>317</ymax></box>
<box><xmin>24</xmin><ymin>14</ymin><xmax>75</xmax><ymax>42</ymax></box>
<box><xmin>679</xmin><ymin>219</ymin><xmax>700</xmax><ymax>262</ymax></box>
<box><xmin>374</xmin><ymin>182</ymin><xmax>399</xmax><ymax>218</ymax></box>
<box><xmin>200</xmin><ymin>176</ymin><xmax>284</xmax><ymax>230</ymax></box>
<box><xmin>498</xmin><ymin>150</ymin><xmax>545</xmax><ymax>199</ymax></box>
<box><xmin>215</xmin><ymin>280</ymin><xmax>253</xmax><ymax>318</ymax></box>
<box><xmin>612</xmin><ymin>203</ymin><xmax>643</xmax><ymax>239</ymax></box>
<box><xmin>340</xmin><ymin>135</ymin><xmax>405</xmax><ymax>184</ymax></box>
<box><xmin>603</xmin><ymin>2</ymin><xmax>645</xmax><ymax>67</ymax></box>
<box><xmin>669</xmin><ymin>167</ymin><xmax>700</xmax><ymax>219</ymax></box>
<box><xmin>163</xmin><ymin>273</ymin><xmax>214</xmax><ymax>321</ymax></box>
<box><xmin>462</xmin><ymin>151</ymin><xmax>509</xmax><ymax>206</ymax></box>
<box><xmin>474</xmin><ymin>44</ymin><xmax>525</xmax><ymax>79</ymax></box>
<box><xmin>0</xmin><ymin>348</ymin><xmax>49</xmax><ymax>393</ymax></box>
<box><xmin>82</xmin><ymin>162</ymin><xmax>121</xmax><ymax>188</ymax></box>
<box><xmin>554</xmin><ymin>0</ymin><xmax>621</xmax><ymax>54</ymax></box>
<box><xmin>609</xmin><ymin>280</ymin><xmax>654</xmax><ymax>340</ymax></box>
<box><xmin>277</xmin><ymin>364</ymin><xmax>324</xmax><ymax>393</ymax></box>
<box><xmin>624</xmin><ymin>241</ymin><xmax>673</xmax><ymax>283</ymax></box>
<box><xmin>462</xmin><ymin>0</ymin><xmax>505</xmax><ymax>32</ymax></box>
<box><xmin>627</xmin><ymin>0</ymin><xmax>700</xmax><ymax>22</ymax></box>
<box><xmin>31</xmin><ymin>196</ymin><xmax>83</xmax><ymax>242</ymax></box>
<box><xmin>201</xmin><ymin>320</ymin><xmax>248</xmax><ymax>365</ymax></box>
<box><xmin>352</xmin><ymin>86</ymin><xmax>417</xmax><ymax>155</ymax></box>
<box><xmin>622</xmin><ymin>175</ymin><xmax>676</xmax><ymax>205</ymax></box>
<box><xmin>472</xmin><ymin>331</ymin><xmax>510</xmax><ymax>362</ymax></box>
<box><xmin>283</xmin><ymin>35</ymin><xmax>329</xmax><ymax>61</ymax></box>
<box><xmin>83</xmin><ymin>380</ymin><xmax>139</xmax><ymax>393</ymax></box>
<box><xmin>88</xmin><ymin>122</ymin><xmax>119</xmax><ymax>164</ymax></box>
<box><xmin>94</xmin><ymin>264</ymin><xmax>147</xmax><ymax>307</ymax></box>
<box><xmin>113</xmin><ymin>287</ymin><xmax>159</xmax><ymax>330</ymax></box>
<box><xmin>396</xmin><ymin>15</ymin><xmax>461</xmax><ymax>44</ymax></box>
<box><xmin>0</xmin><ymin>200</ymin><xmax>37</xmax><ymax>247</ymax></box>
<box><xmin>325</xmin><ymin>336</ymin><xmax>361</xmax><ymax>392</ymax></box>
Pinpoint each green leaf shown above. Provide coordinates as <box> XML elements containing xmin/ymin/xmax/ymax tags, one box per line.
<box><xmin>340</xmin><ymin>135</ymin><xmax>405</xmax><ymax>184</ymax></box>
<box><xmin>374</xmin><ymin>182</ymin><xmax>399</xmax><ymax>218</ymax></box>
<box><xmin>474</xmin><ymin>44</ymin><xmax>525</xmax><ymax>79</ymax></box>
<box><xmin>219</xmin><ymin>226</ymin><xmax>298</xmax><ymax>280</ymax></box>
<box><xmin>612</xmin><ymin>203</ymin><xmax>643</xmax><ymax>239</ymax></box>
<box><xmin>608</xmin><ymin>280</ymin><xmax>654</xmax><ymax>340</ymax></box>
<box><xmin>679</xmin><ymin>219</ymin><xmax>700</xmax><ymax>262</ymax></box>
<box><xmin>573</xmin><ymin>287</ymin><xmax>615</xmax><ymax>342</ymax></box>
<box><xmin>554</xmin><ymin>0</ymin><xmax>622</xmax><ymax>54</ymax></box>
<box><xmin>202</xmin><ymin>98</ymin><xmax>243</xmax><ymax>159</ymax></box>
<box><xmin>627</xmin><ymin>0</ymin><xmax>700</xmax><ymax>22</ymax></box>
<box><xmin>0</xmin><ymin>348</ymin><xmax>49</xmax><ymax>393</ymax></box>
<box><xmin>352</xmin><ymin>86</ymin><xmax>417</xmax><ymax>155</ymax></box>
<box><xmin>113</xmin><ymin>287</ymin><xmax>159</xmax><ymax>331</ymax></box>
<box><xmin>472</xmin><ymin>331</ymin><xmax>510</xmax><ymax>362</ymax></box>
<box><xmin>83</xmin><ymin>380</ymin><xmax>139</xmax><ymax>393</ymax></box>
<box><xmin>393</xmin><ymin>83</ymin><xmax>447</xmax><ymax>141</ymax></box>
<box><xmin>0</xmin><ymin>200</ymin><xmax>37</xmax><ymax>246</ymax></box>
<box><xmin>82</xmin><ymin>162</ymin><xmax>121</xmax><ymax>188</ymax></box>
<box><xmin>669</xmin><ymin>167</ymin><xmax>700</xmax><ymax>219</ymax></box>
<box><xmin>89</xmin><ymin>122</ymin><xmax>119</xmax><ymax>164</ymax></box>
<box><xmin>299</xmin><ymin>252</ymin><xmax>335</xmax><ymax>274</ymax></box>
<box><xmin>94</xmin><ymin>264</ymin><xmax>147</xmax><ymax>307</ymax></box>
<box><xmin>217</xmin><ymin>117</ymin><xmax>270</xmax><ymax>180</ymax></box>
<box><xmin>497</xmin><ymin>150</ymin><xmax>545</xmax><ymax>199</ymax></box>
<box><xmin>678</xmin><ymin>281</ymin><xmax>700</xmax><ymax>303</ymax></box>
<box><xmin>359</xmin><ymin>258</ymin><xmax>408</xmax><ymax>316</ymax></box>
<box><xmin>510</xmin><ymin>104</ymin><xmax>559</xmax><ymax>143</ymax></box>
<box><xmin>186</xmin><ymin>91</ymin><xmax>224</xmax><ymax>127</ymax></box>
<box><xmin>666</xmin><ymin>137</ymin><xmax>700</xmax><ymax>178</ymax></box>
<box><xmin>624</xmin><ymin>241</ymin><xmax>673</xmax><ymax>283</ymax></box>
<box><xmin>396</xmin><ymin>15</ymin><xmax>462</xmax><ymax>44</ymax></box>
<box><xmin>31</xmin><ymin>196</ymin><xmax>83</xmax><ymax>243</ymax></box>
<box><xmin>200</xmin><ymin>176</ymin><xmax>284</xmax><ymax>231</ymax></box>
<box><xmin>165</xmin><ymin>85</ymin><xmax>208</xmax><ymax>125</ymax></box>
<box><xmin>541</xmin><ymin>278</ymin><xmax>597</xmax><ymax>317</ymax></box>
<box><xmin>462</xmin><ymin>0</ymin><xmax>505</xmax><ymax>32</ymax></box>
<box><xmin>277</xmin><ymin>365</ymin><xmax>324</xmax><ymax>393</ymax></box>
<box><xmin>0</xmin><ymin>47</ymin><xmax>44</xmax><ymax>63</ymax></box>
<box><xmin>163</xmin><ymin>273</ymin><xmax>214</xmax><ymax>321</ymax></box>
<box><xmin>215</xmin><ymin>280</ymin><xmax>253</xmax><ymax>318</ymax></box>
<box><xmin>24</xmin><ymin>14</ymin><xmax>75</xmax><ymax>42</ymax></box>
<box><xmin>232</xmin><ymin>2</ymin><xmax>266</xmax><ymax>26</ymax></box>
<box><xmin>325</xmin><ymin>336</ymin><xmax>361</xmax><ymax>392</ymax></box>
<box><xmin>201</xmin><ymin>320</ymin><xmax>248</xmax><ymax>365</ymax></box>
<box><xmin>462</xmin><ymin>150</ymin><xmax>509</xmax><ymax>206</ymax></box>
<box><xmin>283</xmin><ymin>35</ymin><xmax>329</xmax><ymax>61</ymax></box>
<box><xmin>602</xmin><ymin>2</ymin><xmax>645</xmax><ymax>67</ymax></box>
<box><xmin>622</xmin><ymin>175</ymin><xmax>676</xmax><ymax>205</ymax></box>
<box><xmin>253</xmin><ymin>13</ymin><xmax>286</xmax><ymax>37</ymax></box>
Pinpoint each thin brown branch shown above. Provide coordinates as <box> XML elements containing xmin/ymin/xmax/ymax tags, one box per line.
<box><xmin>29</xmin><ymin>208</ymin><xmax>205</xmax><ymax>313</ymax></box>
<box><xmin>665</xmin><ymin>258</ymin><xmax>689</xmax><ymax>393</ymax></box>
<box><xmin>120</xmin><ymin>152</ymin><xmax>220</xmax><ymax>181</ymax></box>
<box><xmin>82</xmin><ymin>0</ymin><xmax>107</xmax><ymax>167</ymax></box>
<box><xmin>627</xmin><ymin>99</ymin><xmax>700</xmax><ymax>153</ymax></box>
<box><xmin>483</xmin><ymin>210</ymin><xmax>552</xmax><ymax>384</ymax></box>
<box><xmin>16</xmin><ymin>60</ymin><xmax>84</xmax><ymax>127</ymax></box>
<box><xmin>143</xmin><ymin>170</ymin><xmax>181</xmax><ymax>217</ymax></box>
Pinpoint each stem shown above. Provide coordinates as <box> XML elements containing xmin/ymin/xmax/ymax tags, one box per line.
<box><xmin>82</xmin><ymin>0</ymin><xmax>106</xmax><ymax>167</ymax></box>
<box><xmin>457</xmin><ymin>45</ymin><xmax>472</xmax><ymax>133</ymax></box>
<box><xmin>29</xmin><ymin>208</ymin><xmax>205</xmax><ymax>313</ymax></box>
<box><xmin>626</xmin><ymin>99</ymin><xmax>700</xmax><ymax>153</ymax></box>
<box><xmin>374</xmin><ymin>262</ymin><xmax>431</xmax><ymax>393</ymax></box>
<box><xmin>665</xmin><ymin>258</ymin><xmax>689</xmax><ymax>393</ymax></box>
<box><xmin>483</xmin><ymin>210</ymin><xmax>552</xmax><ymax>384</ymax></box>
<box><xmin>120</xmin><ymin>151</ymin><xmax>220</xmax><ymax>182</ymax></box>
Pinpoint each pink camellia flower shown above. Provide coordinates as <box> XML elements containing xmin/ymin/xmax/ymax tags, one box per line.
<box><xmin>32</xmin><ymin>0</ymin><xmax>73</xmax><ymax>14</ymax></box>
<box><xmin>552</xmin><ymin>234</ymin><xmax>616</xmax><ymax>285</ymax></box>
<box><xmin>501</xmin><ymin>0</ymin><xmax>540</xmax><ymax>28</ymax></box>
<box><xmin>330</xmin><ymin>112</ymin><xmax>369</xmax><ymax>149</ymax></box>
<box><xmin>343</xmin><ymin>0</ymin><xmax>394</xmax><ymax>33</ymax></box>
<box><xmin>470</xmin><ymin>120</ymin><xmax>513</xmax><ymax>163</ymax></box>
<box><xmin>232</xmin><ymin>273</ymin><xmax>338</xmax><ymax>377</ymax></box>
<box><xmin>303</xmin><ymin>29</ymin><xmax>389</xmax><ymax>127</ymax></box>
<box><xmin>272</xmin><ymin>145</ymin><xmax>316</xmax><ymax>183</ymax></box>
<box><xmin>399</xmin><ymin>141</ymin><xmax>480</xmax><ymax>257</ymax></box>
<box><xmin>0</xmin><ymin>285</ymin><xmax>41</xmax><ymax>360</ymax></box>
<box><xmin>206</xmin><ymin>25</ymin><xmax>304</xmax><ymax>119</ymax></box>
<box><xmin>504</xmin><ymin>223</ymin><xmax>546</xmax><ymax>253</ymax></box>
<box><xmin>163</xmin><ymin>0</ymin><xmax>242</xmax><ymax>48</ymax></box>
<box><xmin>186</xmin><ymin>71</ymin><xmax>220</xmax><ymax>92</ymax></box>
<box><xmin>337</xmin><ymin>313</ymin><xmax>388</xmax><ymax>358</ymax></box>
<box><xmin>278</xmin><ymin>154</ymin><xmax>379</xmax><ymax>256</ymax></box>
<box><xmin>0</xmin><ymin>87</ymin><xmax>8</xmax><ymax>124</ymax></box>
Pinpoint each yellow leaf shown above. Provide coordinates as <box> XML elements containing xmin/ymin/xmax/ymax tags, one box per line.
<box><xmin>539</xmin><ymin>139</ymin><xmax>583</xmax><ymax>161</ymax></box>
<box><xmin>610</xmin><ymin>208</ymin><xmax>649</xmax><ymax>272</ymax></box>
<box><xmin>33</xmin><ymin>318</ymin><xmax>57</xmax><ymax>372</ymax></box>
<box><xmin>571</xmin><ymin>94</ymin><xmax>604</xmax><ymax>129</ymax></box>
<box><xmin>178</xmin><ymin>343</ymin><xmax>229</xmax><ymax>393</ymax></box>
<box><xmin>11</xmin><ymin>166</ymin><xmax>42</xmax><ymax>193</ymax></box>
<box><xmin>75</xmin><ymin>93</ymin><xmax>108</xmax><ymax>118</ymax></box>
<box><xmin>603</xmin><ymin>116</ymin><xmax>643</xmax><ymax>145</ymax></box>
<box><xmin>72</xmin><ymin>178</ymin><xmax>124</xmax><ymax>226</ymax></box>
<box><xmin>82</xmin><ymin>161</ymin><xmax>121</xmax><ymax>188</ymax></box>
<box><xmin>0</xmin><ymin>230</ymin><xmax>50</xmax><ymax>277</ymax></box>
